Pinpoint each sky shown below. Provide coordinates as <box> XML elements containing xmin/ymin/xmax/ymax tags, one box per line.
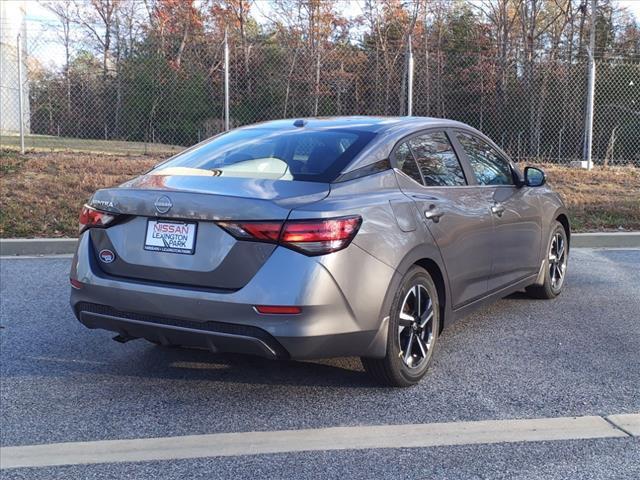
<box><xmin>12</xmin><ymin>0</ymin><xmax>640</xmax><ymax>68</ymax></box>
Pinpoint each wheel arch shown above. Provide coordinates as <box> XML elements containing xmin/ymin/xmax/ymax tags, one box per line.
<box><xmin>386</xmin><ymin>243</ymin><xmax>451</xmax><ymax>331</ymax></box>
<box><xmin>555</xmin><ymin>212</ymin><xmax>571</xmax><ymax>248</ymax></box>
<box><xmin>413</xmin><ymin>258</ymin><xmax>447</xmax><ymax>334</ymax></box>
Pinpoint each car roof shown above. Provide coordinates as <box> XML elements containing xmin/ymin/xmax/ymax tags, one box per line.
<box><xmin>236</xmin><ymin>115</ymin><xmax>488</xmax><ymax>177</ymax></box>
<box><xmin>242</xmin><ymin>116</ymin><xmax>467</xmax><ymax>134</ymax></box>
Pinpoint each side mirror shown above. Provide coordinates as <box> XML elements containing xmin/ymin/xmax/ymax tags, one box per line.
<box><xmin>524</xmin><ymin>166</ymin><xmax>546</xmax><ymax>187</ymax></box>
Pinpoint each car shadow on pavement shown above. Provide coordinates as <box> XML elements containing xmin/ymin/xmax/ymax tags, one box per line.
<box><xmin>20</xmin><ymin>339</ymin><xmax>380</xmax><ymax>389</ymax></box>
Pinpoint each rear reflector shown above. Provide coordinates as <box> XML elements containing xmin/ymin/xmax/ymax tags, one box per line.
<box><xmin>218</xmin><ymin>215</ymin><xmax>362</xmax><ymax>256</ymax></box>
<box><xmin>255</xmin><ymin>305</ymin><xmax>302</xmax><ymax>315</ymax></box>
<box><xmin>79</xmin><ymin>204</ymin><xmax>117</xmax><ymax>234</ymax></box>
<box><xmin>70</xmin><ymin>278</ymin><xmax>83</xmax><ymax>289</ymax></box>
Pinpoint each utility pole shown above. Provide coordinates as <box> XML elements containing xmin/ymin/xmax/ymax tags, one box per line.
<box><xmin>224</xmin><ymin>28</ymin><xmax>230</xmax><ymax>132</ymax></box>
<box><xmin>583</xmin><ymin>0</ymin><xmax>597</xmax><ymax>170</ymax></box>
<box><xmin>407</xmin><ymin>35</ymin><xmax>414</xmax><ymax>116</ymax></box>
<box><xmin>17</xmin><ymin>34</ymin><xmax>25</xmax><ymax>154</ymax></box>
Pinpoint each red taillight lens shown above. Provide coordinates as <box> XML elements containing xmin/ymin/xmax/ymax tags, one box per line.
<box><xmin>217</xmin><ymin>221</ymin><xmax>283</xmax><ymax>241</ymax></box>
<box><xmin>280</xmin><ymin>216</ymin><xmax>362</xmax><ymax>255</ymax></box>
<box><xmin>217</xmin><ymin>216</ymin><xmax>361</xmax><ymax>256</ymax></box>
<box><xmin>79</xmin><ymin>204</ymin><xmax>117</xmax><ymax>234</ymax></box>
<box><xmin>70</xmin><ymin>278</ymin><xmax>83</xmax><ymax>289</ymax></box>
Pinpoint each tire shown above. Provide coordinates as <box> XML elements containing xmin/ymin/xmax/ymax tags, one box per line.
<box><xmin>526</xmin><ymin>221</ymin><xmax>569</xmax><ymax>299</ymax></box>
<box><xmin>361</xmin><ymin>266</ymin><xmax>440</xmax><ymax>387</ymax></box>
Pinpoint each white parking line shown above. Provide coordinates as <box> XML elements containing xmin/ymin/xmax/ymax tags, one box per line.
<box><xmin>1</xmin><ymin>414</ymin><xmax>636</xmax><ymax>470</ymax></box>
<box><xmin>606</xmin><ymin>414</ymin><xmax>640</xmax><ymax>436</ymax></box>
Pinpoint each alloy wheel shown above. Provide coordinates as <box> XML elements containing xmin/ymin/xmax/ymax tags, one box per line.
<box><xmin>398</xmin><ymin>284</ymin><xmax>434</xmax><ymax>369</ymax></box>
<box><xmin>549</xmin><ymin>232</ymin><xmax>567</xmax><ymax>290</ymax></box>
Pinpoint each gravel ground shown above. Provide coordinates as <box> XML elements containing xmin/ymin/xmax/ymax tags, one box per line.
<box><xmin>1</xmin><ymin>248</ymin><xmax>639</xmax><ymax>478</ymax></box>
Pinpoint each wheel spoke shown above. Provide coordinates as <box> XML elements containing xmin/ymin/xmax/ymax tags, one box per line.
<box><xmin>557</xmin><ymin>263</ymin><xmax>565</xmax><ymax>281</ymax></box>
<box><xmin>403</xmin><ymin>331</ymin><xmax>415</xmax><ymax>363</ymax></box>
<box><xmin>557</xmin><ymin>238</ymin><xmax>565</xmax><ymax>259</ymax></box>
<box><xmin>416</xmin><ymin>335</ymin><xmax>428</xmax><ymax>357</ymax></box>
<box><xmin>549</xmin><ymin>253</ymin><xmax>557</xmax><ymax>262</ymax></box>
<box><xmin>416</xmin><ymin>286</ymin><xmax>422</xmax><ymax>317</ymax></box>
<box><xmin>420</xmin><ymin>309</ymin><xmax>433</xmax><ymax>329</ymax></box>
<box><xmin>399</xmin><ymin>312</ymin><xmax>415</xmax><ymax>327</ymax></box>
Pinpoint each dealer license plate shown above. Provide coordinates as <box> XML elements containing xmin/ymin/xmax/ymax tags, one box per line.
<box><xmin>144</xmin><ymin>219</ymin><xmax>197</xmax><ymax>255</ymax></box>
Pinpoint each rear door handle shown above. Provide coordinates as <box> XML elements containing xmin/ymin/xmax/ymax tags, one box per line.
<box><xmin>491</xmin><ymin>204</ymin><xmax>505</xmax><ymax>217</ymax></box>
<box><xmin>425</xmin><ymin>206</ymin><xmax>444</xmax><ymax>223</ymax></box>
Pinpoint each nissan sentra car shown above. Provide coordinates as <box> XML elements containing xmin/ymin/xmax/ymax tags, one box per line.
<box><xmin>70</xmin><ymin>117</ymin><xmax>570</xmax><ymax>386</ymax></box>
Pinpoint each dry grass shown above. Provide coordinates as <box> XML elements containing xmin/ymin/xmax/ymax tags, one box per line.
<box><xmin>1</xmin><ymin>150</ymin><xmax>638</xmax><ymax>238</ymax></box>
<box><xmin>543</xmin><ymin>164</ymin><xmax>640</xmax><ymax>232</ymax></box>
<box><xmin>0</xmin><ymin>133</ymin><xmax>183</xmax><ymax>156</ymax></box>
<box><xmin>1</xmin><ymin>150</ymin><xmax>158</xmax><ymax>238</ymax></box>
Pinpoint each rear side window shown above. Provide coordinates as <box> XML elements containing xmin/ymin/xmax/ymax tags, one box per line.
<box><xmin>456</xmin><ymin>132</ymin><xmax>514</xmax><ymax>186</ymax></box>
<box><xmin>153</xmin><ymin>128</ymin><xmax>375</xmax><ymax>183</ymax></box>
<box><xmin>395</xmin><ymin>141</ymin><xmax>423</xmax><ymax>184</ymax></box>
<box><xmin>394</xmin><ymin>131</ymin><xmax>466</xmax><ymax>187</ymax></box>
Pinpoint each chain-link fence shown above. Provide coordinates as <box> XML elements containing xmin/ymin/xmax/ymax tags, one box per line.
<box><xmin>1</xmin><ymin>17</ymin><xmax>639</xmax><ymax>166</ymax></box>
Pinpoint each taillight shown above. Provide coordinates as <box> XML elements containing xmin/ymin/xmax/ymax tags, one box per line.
<box><xmin>280</xmin><ymin>216</ymin><xmax>362</xmax><ymax>255</ymax></box>
<box><xmin>217</xmin><ymin>215</ymin><xmax>362</xmax><ymax>256</ymax></box>
<box><xmin>79</xmin><ymin>204</ymin><xmax>117</xmax><ymax>234</ymax></box>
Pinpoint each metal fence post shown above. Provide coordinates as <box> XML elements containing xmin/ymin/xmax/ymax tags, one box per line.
<box><xmin>17</xmin><ymin>33</ymin><xmax>25</xmax><ymax>154</ymax></box>
<box><xmin>583</xmin><ymin>0</ymin><xmax>597</xmax><ymax>170</ymax></box>
<box><xmin>407</xmin><ymin>35</ymin><xmax>414</xmax><ymax>117</ymax></box>
<box><xmin>224</xmin><ymin>29</ymin><xmax>230</xmax><ymax>132</ymax></box>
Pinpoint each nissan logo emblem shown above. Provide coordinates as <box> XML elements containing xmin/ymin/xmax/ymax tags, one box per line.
<box><xmin>154</xmin><ymin>195</ymin><xmax>172</xmax><ymax>214</ymax></box>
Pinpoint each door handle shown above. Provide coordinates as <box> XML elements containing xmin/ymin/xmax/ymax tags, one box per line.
<box><xmin>491</xmin><ymin>204</ymin><xmax>505</xmax><ymax>217</ymax></box>
<box><xmin>424</xmin><ymin>206</ymin><xmax>444</xmax><ymax>223</ymax></box>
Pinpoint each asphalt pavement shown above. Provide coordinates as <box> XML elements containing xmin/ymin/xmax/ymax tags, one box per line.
<box><xmin>1</xmin><ymin>248</ymin><xmax>639</xmax><ymax>478</ymax></box>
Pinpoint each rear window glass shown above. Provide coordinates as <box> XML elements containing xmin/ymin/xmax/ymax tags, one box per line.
<box><xmin>152</xmin><ymin>128</ymin><xmax>376</xmax><ymax>183</ymax></box>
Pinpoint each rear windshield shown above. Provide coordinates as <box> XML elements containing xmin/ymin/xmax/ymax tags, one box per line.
<box><xmin>152</xmin><ymin>128</ymin><xmax>376</xmax><ymax>183</ymax></box>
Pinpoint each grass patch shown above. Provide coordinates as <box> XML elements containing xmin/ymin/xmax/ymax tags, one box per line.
<box><xmin>1</xmin><ymin>150</ymin><xmax>158</xmax><ymax>238</ymax></box>
<box><xmin>0</xmin><ymin>133</ymin><xmax>184</xmax><ymax>157</ymax></box>
<box><xmin>1</xmin><ymin>150</ymin><xmax>638</xmax><ymax>238</ymax></box>
<box><xmin>543</xmin><ymin>164</ymin><xmax>640</xmax><ymax>232</ymax></box>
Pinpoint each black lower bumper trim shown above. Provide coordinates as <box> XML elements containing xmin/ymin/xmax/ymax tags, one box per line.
<box><xmin>75</xmin><ymin>302</ymin><xmax>290</xmax><ymax>359</ymax></box>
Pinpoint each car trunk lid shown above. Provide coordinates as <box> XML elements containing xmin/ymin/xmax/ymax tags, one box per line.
<box><xmin>87</xmin><ymin>175</ymin><xmax>330</xmax><ymax>290</ymax></box>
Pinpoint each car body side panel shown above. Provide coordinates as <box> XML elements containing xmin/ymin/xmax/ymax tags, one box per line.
<box><xmin>288</xmin><ymin>170</ymin><xmax>430</xmax><ymax>272</ymax></box>
<box><xmin>487</xmin><ymin>185</ymin><xmax>543</xmax><ymax>291</ymax></box>
<box><xmin>394</xmin><ymin>173</ymin><xmax>495</xmax><ymax>309</ymax></box>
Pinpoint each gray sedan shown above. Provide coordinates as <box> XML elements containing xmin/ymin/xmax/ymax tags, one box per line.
<box><xmin>70</xmin><ymin>117</ymin><xmax>569</xmax><ymax>387</ymax></box>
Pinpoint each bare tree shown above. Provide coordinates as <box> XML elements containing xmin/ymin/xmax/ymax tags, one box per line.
<box><xmin>43</xmin><ymin>0</ymin><xmax>74</xmax><ymax>115</ymax></box>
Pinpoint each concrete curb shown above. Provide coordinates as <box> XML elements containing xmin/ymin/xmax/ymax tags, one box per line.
<box><xmin>0</xmin><ymin>238</ymin><xmax>77</xmax><ymax>256</ymax></box>
<box><xmin>0</xmin><ymin>233</ymin><xmax>639</xmax><ymax>257</ymax></box>
<box><xmin>571</xmin><ymin>232</ymin><xmax>640</xmax><ymax>248</ymax></box>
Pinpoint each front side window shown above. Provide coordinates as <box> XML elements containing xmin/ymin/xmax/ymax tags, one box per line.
<box><xmin>408</xmin><ymin>132</ymin><xmax>466</xmax><ymax>186</ymax></box>
<box><xmin>152</xmin><ymin>128</ymin><xmax>375</xmax><ymax>183</ymax></box>
<box><xmin>456</xmin><ymin>132</ymin><xmax>514</xmax><ymax>186</ymax></box>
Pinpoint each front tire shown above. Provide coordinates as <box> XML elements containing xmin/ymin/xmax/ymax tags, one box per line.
<box><xmin>526</xmin><ymin>221</ymin><xmax>569</xmax><ymax>299</ymax></box>
<box><xmin>361</xmin><ymin>266</ymin><xmax>440</xmax><ymax>387</ymax></box>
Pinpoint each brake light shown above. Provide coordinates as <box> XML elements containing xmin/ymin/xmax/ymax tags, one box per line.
<box><xmin>216</xmin><ymin>221</ymin><xmax>282</xmax><ymax>241</ymax></box>
<box><xmin>79</xmin><ymin>204</ymin><xmax>117</xmax><ymax>234</ymax></box>
<box><xmin>281</xmin><ymin>216</ymin><xmax>362</xmax><ymax>255</ymax></box>
<box><xmin>217</xmin><ymin>216</ymin><xmax>362</xmax><ymax>256</ymax></box>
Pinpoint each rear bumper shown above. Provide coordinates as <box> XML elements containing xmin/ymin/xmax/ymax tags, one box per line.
<box><xmin>76</xmin><ymin>302</ymin><xmax>289</xmax><ymax>359</ymax></box>
<box><xmin>70</xmin><ymin>232</ymin><xmax>395</xmax><ymax>359</ymax></box>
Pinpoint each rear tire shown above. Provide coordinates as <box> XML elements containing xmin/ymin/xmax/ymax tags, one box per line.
<box><xmin>361</xmin><ymin>266</ymin><xmax>440</xmax><ymax>387</ymax></box>
<box><xmin>526</xmin><ymin>221</ymin><xmax>568</xmax><ymax>299</ymax></box>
